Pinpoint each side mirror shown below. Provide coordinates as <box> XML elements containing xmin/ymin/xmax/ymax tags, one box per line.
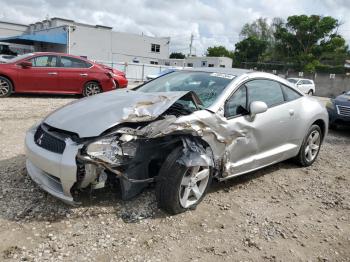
<box><xmin>19</xmin><ymin>61</ymin><xmax>32</xmax><ymax>68</ymax></box>
<box><xmin>250</xmin><ymin>101</ymin><xmax>268</xmax><ymax>117</ymax></box>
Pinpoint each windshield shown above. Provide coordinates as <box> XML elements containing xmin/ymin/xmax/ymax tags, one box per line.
<box><xmin>137</xmin><ymin>71</ymin><xmax>235</xmax><ymax>108</ymax></box>
<box><xmin>287</xmin><ymin>78</ymin><xmax>298</xmax><ymax>84</ymax></box>
<box><xmin>6</xmin><ymin>53</ymin><xmax>34</xmax><ymax>63</ymax></box>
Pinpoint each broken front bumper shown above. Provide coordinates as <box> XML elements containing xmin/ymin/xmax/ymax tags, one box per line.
<box><xmin>25</xmin><ymin>126</ymin><xmax>81</xmax><ymax>205</ymax></box>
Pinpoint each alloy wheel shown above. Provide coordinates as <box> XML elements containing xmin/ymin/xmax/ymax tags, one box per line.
<box><xmin>179</xmin><ymin>166</ymin><xmax>210</xmax><ymax>208</ymax></box>
<box><xmin>85</xmin><ymin>83</ymin><xmax>101</xmax><ymax>96</ymax></box>
<box><xmin>305</xmin><ymin>130</ymin><xmax>321</xmax><ymax>162</ymax></box>
<box><xmin>0</xmin><ymin>79</ymin><xmax>10</xmax><ymax>96</ymax></box>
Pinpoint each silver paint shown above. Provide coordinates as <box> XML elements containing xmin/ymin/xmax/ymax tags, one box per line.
<box><xmin>25</xmin><ymin>70</ymin><xmax>329</xmax><ymax>204</ymax></box>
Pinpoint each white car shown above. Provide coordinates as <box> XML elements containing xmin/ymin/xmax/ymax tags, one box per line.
<box><xmin>287</xmin><ymin>78</ymin><xmax>315</xmax><ymax>95</ymax></box>
<box><xmin>0</xmin><ymin>54</ymin><xmax>16</xmax><ymax>63</ymax></box>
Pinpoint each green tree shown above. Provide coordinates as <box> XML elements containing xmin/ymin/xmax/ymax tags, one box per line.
<box><xmin>233</xmin><ymin>37</ymin><xmax>268</xmax><ymax>66</ymax></box>
<box><xmin>240</xmin><ymin>17</ymin><xmax>274</xmax><ymax>42</ymax></box>
<box><xmin>239</xmin><ymin>17</ymin><xmax>284</xmax><ymax>62</ymax></box>
<box><xmin>206</xmin><ymin>46</ymin><xmax>233</xmax><ymax>57</ymax></box>
<box><xmin>169</xmin><ymin>52</ymin><xmax>186</xmax><ymax>59</ymax></box>
<box><xmin>274</xmin><ymin>15</ymin><xmax>348</xmax><ymax>72</ymax></box>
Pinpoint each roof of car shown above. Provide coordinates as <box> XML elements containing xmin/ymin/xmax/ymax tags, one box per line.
<box><xmin>287</xmin><ymin>77</ymin><xmax>313</xmax><ymax>81</ymax></box>
<box><xmin>28</xmin><ymin>52</ymin><xmax>91</xmax><ymax>62</ymax></box>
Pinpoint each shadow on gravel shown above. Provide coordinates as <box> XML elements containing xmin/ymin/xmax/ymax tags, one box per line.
<box><xmin>328</xmin><ymin>126</ymin><xmax>350</xmax><ymax>139</ymax></box>
<box><xmin>209</xmin><ymin>161</ymin><xmax>296</xmax><ymax>194</ymax></box>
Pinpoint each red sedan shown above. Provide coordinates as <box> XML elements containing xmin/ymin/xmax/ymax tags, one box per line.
<box><xmin>0</xmin><ymin>52</ymin><xmax>128</xmax><ymax>97</ymax></box>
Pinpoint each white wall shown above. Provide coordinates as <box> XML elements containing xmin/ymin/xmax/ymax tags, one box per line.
<box><xmin>69</xmin><ymin>23</ymin><xmax>170</xmax><ymax>63</ymax></box>
<box><xmin>0</xmin><ymin>21</ymin><xmax>28</xmax><ymax>37</ymax></box>
<box><xmin>70</xmin><ymin>25</ymin><xmax>112</xmax><ymax>61</ymax></box>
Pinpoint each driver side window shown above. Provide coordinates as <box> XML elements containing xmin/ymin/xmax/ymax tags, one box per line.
<box><xmin>225</xmin><ymin>86</ymin><xmax>248</xmax><ymax>118</ymax></box>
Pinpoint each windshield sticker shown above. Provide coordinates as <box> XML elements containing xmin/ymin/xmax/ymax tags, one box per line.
<box><xmin>210</xmin><ymin>73</ymin><xmax>235</xmax><ymax>79</ymax></box>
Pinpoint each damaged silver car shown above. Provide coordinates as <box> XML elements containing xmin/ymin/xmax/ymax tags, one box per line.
<box><xmin>25</xmin><ymin>68</ymin><xmax>328</xmax><ymax>214</ymax></box>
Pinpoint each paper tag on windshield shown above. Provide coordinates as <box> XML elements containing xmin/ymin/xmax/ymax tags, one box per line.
<box><xmin>210</xmin><ymin>73</ymin><xmax>235</xmax><ymax>79</ymax></box>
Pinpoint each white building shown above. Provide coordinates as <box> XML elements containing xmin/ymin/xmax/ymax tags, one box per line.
<box><xmin>159</xmin><ymin>56</ymin><xmax>233</xmax><ymax>68</ymax></box>
<box><xmin>0</xmin><ymin>18</ymin><xmax>170</xmax><ymax>64</ymax></box>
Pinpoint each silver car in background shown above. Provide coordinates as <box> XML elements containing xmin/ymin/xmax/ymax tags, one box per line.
<box><xmin>25</xmin><ymin>68</ymin><xmax>328</xmax><ymax>214</ymax></box>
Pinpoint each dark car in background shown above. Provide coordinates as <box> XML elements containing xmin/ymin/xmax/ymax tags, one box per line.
<box><xmin>0</xmin><ymin>52</ymin><xmax>128</xmax><ymax>97</ymax></box>
<box><xmin>326</xmin><ymin>91</ymin><xmax>350</xmax><ymax>128</ymax></box>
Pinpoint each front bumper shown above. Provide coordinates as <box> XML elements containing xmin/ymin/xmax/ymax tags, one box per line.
<box><xmin>327</xmin><ymin>107</ymin><xmax>350</xmax><ymax>125</ymax></box>
<box><xmin>25</xmin><ymin>126</ymin><xmax>82</xmax><ymax>205</ymax></box>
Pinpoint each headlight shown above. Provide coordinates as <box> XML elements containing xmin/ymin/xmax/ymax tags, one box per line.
<box><xmin>326</xmin><ymin>99</ymin><xmax>335</xmax><ymax>110</ymax></box>
<box><xmin>86</xmin><ymin>136</ymin><xmax>137</xmax><ymax>164</ymax></box>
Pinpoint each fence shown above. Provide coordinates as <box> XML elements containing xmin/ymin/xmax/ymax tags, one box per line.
<box><xmin>97</xmin><ymin>60</ymin><xmax>349</xmax><ymax>97</ymax></box>
<box><xmin>245</xmin><ymin>68</ymin><xmax>350</xmax><ymax>97</ymax></box>
<box><xmin>97</xmin><ymin>61</ymin><xmax>176</xmax><ymax>82</ymax></box>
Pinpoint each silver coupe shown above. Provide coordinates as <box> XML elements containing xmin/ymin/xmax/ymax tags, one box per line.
<box><xmin>25</xmin><ymin>68</ymin><xmax>328</xmax><ymax>214</ymax></box>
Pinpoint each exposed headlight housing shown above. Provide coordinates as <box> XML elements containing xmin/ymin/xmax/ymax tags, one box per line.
<box><xmin>86</xmin><ymin>136</ymin><xmax>137</xmax><ymax>165</ymax></box>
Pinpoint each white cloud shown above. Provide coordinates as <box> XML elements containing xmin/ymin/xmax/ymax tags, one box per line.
<box><xmin>0</xmin><ymin>0</ymin><xmax>350</xmax><ymax>55</ymax></box>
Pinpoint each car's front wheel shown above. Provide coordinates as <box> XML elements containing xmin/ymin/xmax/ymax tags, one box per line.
<box><xmin>156</xmin><ymin>146</ymin><xmax>212</xmax><ymax>214</ymax></box>
<box><xmin>0</xmin><ymin>76</ymin><xmax>13</xmax><ymax>97</ymax></box>
<box><xmin>295</xmin><ymin>124</ymin><xmax>322</xmax><ymax>167</ymax></box>
<box><xmin>83</xmin><ymin>81</ymin><xmax>102</xmax><ymax>97</ymax></box>
<box><xmin>308</xmin><ymin>90</ymin><xmax>314</xmax><ymax>95</ymax></box>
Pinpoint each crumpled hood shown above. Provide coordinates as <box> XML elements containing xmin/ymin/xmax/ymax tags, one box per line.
<box><xmin>44</xmin><ymin>89</ymin><xmax>189</xmax><ymax>137</ymax></box>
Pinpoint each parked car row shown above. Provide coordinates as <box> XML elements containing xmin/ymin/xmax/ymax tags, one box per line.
<box><xmin>0</xmin><ymin>52</ymin><xmax>128</xmax><ymax>97</ymax></box>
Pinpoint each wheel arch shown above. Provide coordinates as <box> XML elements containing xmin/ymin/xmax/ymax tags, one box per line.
<box><xmin>0</xmin><ymin>74</ymin><xmax>15</xmax><ymax>92</ymax></box>
<box><xmin>312</xmin><ymin>119</ymin><xmax>326</xmax><ymax>141</ymax></box>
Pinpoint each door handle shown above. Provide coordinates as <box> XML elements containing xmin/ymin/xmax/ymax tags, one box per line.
<box><xmin>289</xmin><ymin>109</ymin><xmax>295</xmax><ymax>116</ymax></box>
<box><xmin>80</xmin><ymin>73</ymin><xmax>88</xmax><ymax>77</ymax></box>
<box><xmin>48</xmin><ymin>72</ymin><xmax>57</xmax><ymax>75</ymax></box>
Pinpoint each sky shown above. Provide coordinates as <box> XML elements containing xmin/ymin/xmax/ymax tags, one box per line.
<box><xmin>0</xmin><ymin>0</ymin><xmax>350</xmax><ymax>56</ymax></box>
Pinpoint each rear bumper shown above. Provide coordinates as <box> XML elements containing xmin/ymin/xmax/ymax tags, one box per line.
<box><xmin>114</xmin><ymin>75</ymin><xmax>128</xmax><ymax>88</ymax></box>
<box><xmin>25</xmin><ymin>126</ymin><xmax>82</xmax><ymax>205</ymax></box>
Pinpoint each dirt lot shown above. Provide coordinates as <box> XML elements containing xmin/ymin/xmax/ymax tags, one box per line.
<box><xmin>0</xmin><ymin>95</ymin><xmax>349</xmax><ymax>262</ymax></box>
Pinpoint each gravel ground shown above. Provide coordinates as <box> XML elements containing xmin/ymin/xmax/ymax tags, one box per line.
<box><xmin>0</xmin><ymin>94</ymin><xmax>349</xmax><ymax>262</ymax></box>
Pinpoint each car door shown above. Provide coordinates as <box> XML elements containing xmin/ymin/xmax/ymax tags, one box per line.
<box><xmin>223</xmin><ymin>79</ymin><xmax>299</xmax><ymax>177</ymax></box>
<box><xmin>304</xmin><ymin>80</ymin><xmax>314</xmax><ymax>93</ymax></box>
<box><xmin>16</xmin><ymin>55</ymin><xmax>59</xmax><ymax>92</ymax></box>
<box><xmin>298</xmin><ymin>80</ymin><xmax>310</xmax><ymax>93</ymax></box>
<box><xmin>56</xmin><ymin>56</ymin><xmax>92</xmax><ymax>93</ymax></box>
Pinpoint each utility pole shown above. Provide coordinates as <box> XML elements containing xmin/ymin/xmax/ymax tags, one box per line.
<box><xmin>189</xmin><ymin>33</ymin><xmax>194</xmax><ymax>57</ymax></box>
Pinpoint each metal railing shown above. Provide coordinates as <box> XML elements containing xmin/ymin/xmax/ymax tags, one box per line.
<box><xmin>96</xmin><ymin>61</ymin><xmax>177</xmax><ymax>82</ymax></box>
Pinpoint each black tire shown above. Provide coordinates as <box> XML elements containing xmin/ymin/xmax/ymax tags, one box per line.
<box><xmin>156</xmin><ymin>146</ymin><xmax>212</xmax><ymax>215</ymax></box>
<box><xmin>295</xmin><ymin>125</ymin><xmax>322</xmax><ymax>167</ymax></box>
<box><xmin>82</xmin><ymin>81</ymin><xmax>102</xmax><ymax>97</ymax></box>
<box><xmin>0</xmin><ymin>76</ymin><xmax>13</xmax><ymax>97</ymax></box>
<box><xmin>308</xmin><ymin>90</ymin><xmax>314</xmax><ymax>96</ymax></box>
